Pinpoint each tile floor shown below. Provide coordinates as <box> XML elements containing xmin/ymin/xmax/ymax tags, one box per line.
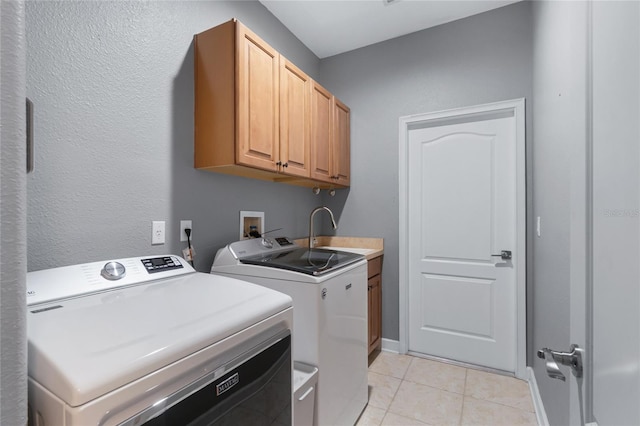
<box><xmin>356</xmin><ymin>352</ymin><xmax>538</xmax><ymax>426</ymax></box>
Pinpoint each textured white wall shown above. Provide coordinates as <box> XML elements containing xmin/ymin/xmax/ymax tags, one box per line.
<box><xmin>26</xmin><ymin>1</ymin><xmax>322</xmax><ymax>272</ymax></box>
<box><xmin>1</xmin><ymin>1</ymin><xmax>28</xmax><ymax>424</ymax></box>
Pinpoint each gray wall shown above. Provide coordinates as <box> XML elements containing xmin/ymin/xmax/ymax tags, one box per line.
<box><xmin>1</xmin><ymin>2</ymin><xmax>28</xmax><ymax>424</ymax></box>
<box><xmin>530</xmin><ymin>2</ymin><xmax>589</xmax><ymax>424</ymax></box>
<box><xmin>26</xmin><ymin>1</ymin><xmax>324</xmax><ymax>272</ymax></box>
<box><xmin>319</xmin><ymin>2</ymin><xmax>533</xmax><ymax>342</ymax></box>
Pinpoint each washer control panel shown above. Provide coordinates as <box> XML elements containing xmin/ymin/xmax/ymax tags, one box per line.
<box><xmin>228</xmin><ymin>236</ymin><xmax>298</xmax><ymax>259</ymax></box>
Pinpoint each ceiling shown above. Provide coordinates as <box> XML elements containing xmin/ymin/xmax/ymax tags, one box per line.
<box><xmin>259</xmin><ymin>0</ymin><xmax>521</xmax><ymax>58</ymax></box>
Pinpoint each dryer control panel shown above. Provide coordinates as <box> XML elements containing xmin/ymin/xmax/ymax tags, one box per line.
<box><xmin>142</xmin><ymin>256</ymin><xmax>185</xmax><ymax>273</ymax></box>
<box><xmin>27</xmin><ymin>255</ymin><xmax>195</xmax><ymax>306</ymax></box>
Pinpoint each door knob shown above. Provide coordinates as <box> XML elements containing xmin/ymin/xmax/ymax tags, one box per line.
<box><xmin>537</xmin><ymin>344</ymin><xmax>583</xmax><ymax>381</ymax></box>
<box><xmin>491</xmin><ymin>250</ymin><xmax>512</xmax><ymax>260</ymax></box>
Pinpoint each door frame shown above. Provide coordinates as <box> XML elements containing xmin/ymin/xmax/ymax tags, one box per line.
<box><xmin>398</xmin><ymin>98</ymin><xmax>527</xmax><ymax>379</ymax></box>
<box><xmin>568</xmin><ymin>3</ymin><xmax>590</xmax><ymax>424</ymax></box>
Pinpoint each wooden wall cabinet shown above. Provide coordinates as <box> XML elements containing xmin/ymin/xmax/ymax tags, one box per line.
<box><xmin>236</xmin><ymin>22</ymin><xmax>280</xmax><ymax>172</ymax></box>
<box><xmin>194</xmin><ymin>19</ymin><xmax>347</xmax><ymax>188</ymax></box>
<box><xmin>280</xmin><ymin>57</ymin><xmax>311</xmax><ymax>178</ymax></box>
<box><xmin>368</xmin><ymin>256</ymin><xmax>382</xmax><ymax>354</ymax></box>
<box><xmin>310</xmin><ymin>81</ymin><xmax>351</xmax><ymax>186</ymax></box>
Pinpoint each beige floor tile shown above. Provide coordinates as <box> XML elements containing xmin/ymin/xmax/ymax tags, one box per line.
<box><xmin>388</xmin><ymin>380</ymin><xmax>463</xmax><ymax>426</ymax></box>
<box><xmin>368</xmin><ymin>371</ymin><xmax>403</xmax><ymax>410</ymax></box>
<box><xmin>381</xmin><ymin>412</ymin><xmax>430</xmax><ymax>426</ymax></box>
<box><xmin>404</xmin><ymin>357</ymin><xmax>468</xmax><ymax>394</ymax></box>
<box><xmin>369</xmin><ymin>352</ymin><xmax>413</xmax><ymax>379</ymax></box>
<box><xmin>460</xmin><ymin>396</ymin><xmax>538</xmax><ymax>425</ymax></box>
<box><xmin>356</xmin><ymin>404</ymin><xmax>387</xmax><ymax>426</ymax></box>
<box><xmin>464</xmin><ymin>369</ymin><xmax>534</xmax><ymax>412</ymax></box>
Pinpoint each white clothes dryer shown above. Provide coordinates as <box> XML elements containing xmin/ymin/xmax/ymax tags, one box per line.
<box><xmin>27</xmin><ymin>255</ymin><xmax>293</xmax><ymax>426</ymax></box>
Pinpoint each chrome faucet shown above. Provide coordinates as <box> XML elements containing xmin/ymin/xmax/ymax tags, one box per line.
<box><xmin>309</xmin><ymin>206</ymin><xmax>337</xmax><ymax>249</ymax></box>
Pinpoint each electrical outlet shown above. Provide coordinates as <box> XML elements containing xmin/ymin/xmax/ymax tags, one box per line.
<box><xmin>180</xmin><ymin>220</ymin><xmax>192</xmax><ymax>242</ymax></box>
<box><xmin>152</xmin><ymin>221</ymin><xmax>165</xmax><ymax>245</ymax></box>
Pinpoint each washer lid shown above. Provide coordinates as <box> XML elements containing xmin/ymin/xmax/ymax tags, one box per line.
<box><xmin>27</xmin><ymin>272</ymin><xmax>292</xmax><ymax>407</ymax></box>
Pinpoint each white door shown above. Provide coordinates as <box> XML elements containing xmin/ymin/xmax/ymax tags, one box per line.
<box><xmin>402</xmin><ymin>100</ymin><xmax>526</xmax><ymax>375</ymax></box>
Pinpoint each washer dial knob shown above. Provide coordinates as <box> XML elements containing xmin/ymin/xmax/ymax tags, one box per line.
<box><xmin>101</xmin><ymin>261</ymin><xmax>126</xmax><ymax>280</ymax></box>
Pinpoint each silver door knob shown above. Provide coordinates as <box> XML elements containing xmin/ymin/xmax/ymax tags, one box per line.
<box><xmin>537</xmin><ymin>344</ymin><xmax>583</xmax><ymax>381</ymax></box>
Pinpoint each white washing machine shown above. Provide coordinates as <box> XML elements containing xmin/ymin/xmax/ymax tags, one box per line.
<box><xmin>26</xmin><ymin>255</ymin><xmax>293</xmax><ymax>426</ymax></box>
<box><xmin>211</xmin><ymin>237</ymin><xmax>368</xmax><ymax>426</ymax></box>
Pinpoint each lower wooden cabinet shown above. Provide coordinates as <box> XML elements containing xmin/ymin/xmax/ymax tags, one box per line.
<box><xmin>368</xmin><ymin>256</ymin><xmax>382</xmax><ymax>354</ymax></box>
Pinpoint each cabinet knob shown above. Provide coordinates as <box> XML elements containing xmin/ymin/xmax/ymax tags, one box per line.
<box><xmin>283</xmin><ymin>162</ymin><xmax>288</xmax><ymax>168</ymax></box>
<box><xmin>276</xmin><ymin>161</ymin><xmax>282</xmax><ymax>166</ymax></box>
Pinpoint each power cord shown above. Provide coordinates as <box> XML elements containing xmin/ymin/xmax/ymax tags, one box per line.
<box><xmin>185</xmin><ymin>228</ymin><xmax>194</xmax><ymax>267</ymax></box>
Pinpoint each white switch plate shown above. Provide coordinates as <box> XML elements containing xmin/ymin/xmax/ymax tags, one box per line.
<box><xmin>180</xmin><ymin>220</ymin><xmax>192</xmax><ymax>242</ymax></box>
<box><xmin>536</xmin><ymin>216</ymin><xmax>541</xmax><ymax>237</ymax></box>
<box><xmin>152</xmin><ymin>221</ymin><xmax>165</xmax><ymax>245</ymax></box>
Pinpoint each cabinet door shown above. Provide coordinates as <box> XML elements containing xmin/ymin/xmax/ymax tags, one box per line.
<box><xmin>368</xmin><ymin>274</ymin><xmax>382</xmax><ymax>354</ymax></box>
<box><xmin>310</xmin><ymin>81</ymin><xmax>333</xmax><ymax>183</ymax></box>
<box><xmin>333</xmin><ymin>98</ymin><xmax>351</xmax><ymax>186</ymax></box>
<box><xmin>236</xmin><ymin>23</ymin><xmax>279</xmax><ymax>171</ymax></box>
<box><xmin>280</xmin><ymin>57</ymin><xmax>310</xmax><ymax>178</ymax></box>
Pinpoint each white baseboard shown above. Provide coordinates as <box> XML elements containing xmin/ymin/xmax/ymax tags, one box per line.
<box><xmin>381</xmin><ymin>338</ymin><xmax>400</xmax><ymax>353</ymax></box>
<box><xmin>527</xmin><ymin>367</ymin><xmax>549</xmax><ymax>426</ymax></box>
